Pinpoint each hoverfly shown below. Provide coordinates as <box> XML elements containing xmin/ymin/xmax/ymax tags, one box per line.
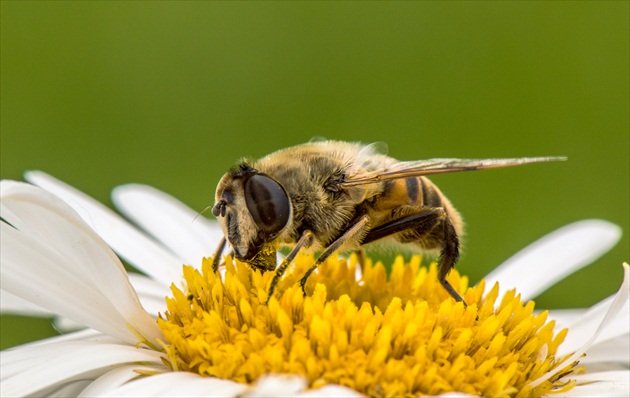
<box><xmin>211</xmin><ymin>140</ymin><xmax>565</xmax><ymax>304</ymax></box>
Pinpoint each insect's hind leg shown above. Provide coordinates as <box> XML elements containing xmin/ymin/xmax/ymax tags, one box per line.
<box><xmin>436</xmin><ymin>214</ymin><xmax>465</xmax><ymax>305</ymax></box>
<box><xmin>362</xmin><ymin>207</ymin><xmax>466</xmax><ymax>306</ymax></box>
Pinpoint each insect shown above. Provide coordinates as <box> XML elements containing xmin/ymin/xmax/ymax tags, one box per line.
<box><xmin>211</xmin><ymin>140</ymin><xmax>565</xmax><ymax>304</ymax></box>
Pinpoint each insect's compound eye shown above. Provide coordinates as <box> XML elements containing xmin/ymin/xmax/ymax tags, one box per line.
<box><xmin>243</xmin><ymin>174</ymin><xmax>290</xmax><ymax>237</ymax></box>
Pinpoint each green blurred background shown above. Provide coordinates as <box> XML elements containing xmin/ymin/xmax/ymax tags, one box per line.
<box><xmin>1</xmin><ymin>2</ymin><xmax>628</xmax><ymax>349</ymax></box>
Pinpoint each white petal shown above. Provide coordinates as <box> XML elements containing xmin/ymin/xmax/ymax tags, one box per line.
<box><xmin>1</xmin><ymin>181</ymin><xmax>161</xmax><ymax>345</ymax></box>
<box><xmin>559</xmin><ymin>297</ymin><xmax>628</xmax><ymax>354</ymax></box>
<box><xmin>559</xmin><ymin>292</ymin><xmax>630</xmax><ymax>355</ymax></box>
<box><xmin>0</xmin><ymin>288</ymin><xmax>51</xmax><ymax>316</ymax></box>
<box><xmin>1</xmin><ymin>341</ymin><xmax>165</xmax><ymax>397</ymax></box>
<box><xmin>484</xmin><ymin>219</ymin><xmax>622</xmax><ymax>300</ymax></box>
<box><xmin>580</xmin><ymin>335</ymin><xmax>630</xmax><ymax>369</ymax></box>
<box><xmin>128</xmin><ymin>273</ymin><xmax>171</xmax><ymax>299</ymax></box>
<box><xmin>546</xmin><ymin>308</ymin><xmax>584</xmax><ymax>329</ymax></box>
<box><xmin>297</xmin><ymin>385</ymin><xmax>365</xmax><ymax>397</ymax></box>
<box><xmin>24</xmin><ymin>171</ymin><xmax>184</xmax><ymax>286</ymax></box>
<box><xmin>78</xmin><ymin>365</ymin><xmax>168</xmax><ymax>397</ymax></box>
<box><xmin>2</xmin><ymin>331</ymin><xmax>132</xmax><ymax>378</ymax></box>
<box><xmin>99</xmin><ymin>372</ymin><xmax>247</xmax><ymax>397</ymax></box>
<box><xmin>529</xmin><ymin>263</ymin><xmax>630</xmax><ymax>388</ymax></box>
<box><xmin>127</xmin><ymin>273</ymin><xmax>170</xmax><ymax>316</ymax></box>
<box><xmin>13</xmin><ymin>328</ymin><xmax>114</xmax><ymax>349</ymax></box>
<box><xmin>52</xmin><ymin>316</ymin><xmax>87</xmax><ymax>333</ymax></box>
<box><xmin>562</xmin><ymin>370</ymin><xmax>630</xmax><ymax>397</ymax></box>
<box><xmin>1</xmin><ymin>222</ymin><xmax>134</xmax><ymax>343</ymax></box>
<box><xmin>112</xmin><ymin>184</ymin><xmax>224</xmax><ymax>265</ymax></box>
<box><xmin>40</xmin><ymin>380</ymin><xmax>93</xmax><ymax>398</ymax></box>
<box><xmin>242</xmin><ymin>375</ymin><xmax>307</xmax><ymax>397</ymax></box>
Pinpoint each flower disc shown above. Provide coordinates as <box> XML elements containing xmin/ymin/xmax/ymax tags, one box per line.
<box><xmin>159</xmin><ymin>254</ymin><xmax>576</xmax><ymax>397</ymax></box>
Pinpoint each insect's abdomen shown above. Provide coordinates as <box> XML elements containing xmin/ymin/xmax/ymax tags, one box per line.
<box><xmin>375</xmin><ymin>176</ymin><xmax>436</xmax><ymax>207</ymax></box>
<box><xmin>372</xmin><ymin>176</ymin><xmax>463</xmax><ymax>236</ymax></box>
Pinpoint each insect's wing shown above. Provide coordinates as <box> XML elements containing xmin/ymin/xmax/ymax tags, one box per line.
<box><xmin>308</xmin><ymin>136</ymin><xmax>329</xmax><ymax>143</ymax></box>
<box><xmin>357</xmin><ymin>141</ymin><xmax>389</xmax><ymax>157</ymax></box>
<box><xmin>341</xmin><ymin>142</ymin><xmax>391</xmax><ymax>202</ymax></box>
<box><xmin>341</xmin><ymin>157</ymin><xmax>566</xmax><ymax>187</ymax></box>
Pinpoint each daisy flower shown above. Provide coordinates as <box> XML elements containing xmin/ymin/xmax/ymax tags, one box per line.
<box><xmin>1</xmin><ymin>171</ymin><xmax>628</xmax><ymax>397</ymax></box>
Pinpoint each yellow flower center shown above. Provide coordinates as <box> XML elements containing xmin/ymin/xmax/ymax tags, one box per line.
<box><xmin>158</xmin><ymin>254</ymin><xmax>577</xmax><ymax>397</ymax></box>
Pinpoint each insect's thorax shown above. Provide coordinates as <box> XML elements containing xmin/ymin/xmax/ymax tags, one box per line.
<box><xmin>253</xmin><ymin>149</ymin><xmax>359</xmax><ymax>249</ymax></box>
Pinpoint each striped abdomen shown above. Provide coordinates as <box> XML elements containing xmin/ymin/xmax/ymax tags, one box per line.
<box><xmin>370</xmin><ymin>176</ymin><xmax>463</xmax><ymax>237</ymax></box>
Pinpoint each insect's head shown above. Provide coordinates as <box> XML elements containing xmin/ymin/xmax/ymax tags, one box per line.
<box><xmin>213</xmin><ymin>163</ymin><xmax>291</xmax><ymax>263</ymax></box>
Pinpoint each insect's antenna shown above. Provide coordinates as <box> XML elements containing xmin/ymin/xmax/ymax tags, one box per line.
<box><xmin>193</xmin><ymin>204</ymin><xmax>214</xmax><ymax>223</ymax></box>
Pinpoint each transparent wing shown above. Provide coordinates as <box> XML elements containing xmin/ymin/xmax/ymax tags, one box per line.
<box><xmin>357</xmin><ymin>141</ymin><xmax>389</xmax><ymax>156</ymax></box>
<box><xmin>308</xmin><ymin>136</ymin><xmax>329</xmax><ymax>143</ymax></box>
<box><xmin>341</xmin><ymin>156</ymin><xmax>566</xmax><ymax>187</ymax></box>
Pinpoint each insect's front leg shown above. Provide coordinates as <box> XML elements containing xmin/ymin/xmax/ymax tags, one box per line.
<box><xmin>362</xmin><ymin>207</ymin><xmax>466</xmax><ymax>306</ymax></box>
<box><xmin>354</xmin><ymin>247</ymin><xmax>367</xmax><ymax>272</ymax></box>
<box><xmin>212</xmin><ymin>236</ymin><xmax>227</xmax><ymax>272</ymax></box>
<box><xmin>266</xmin><ymin>230</ymin><xmax>313</xmax><ymax>304</ymax></box>
<box><xmin>299</xmin><ymin>215</ymin><xmax>370</xmax><ymax>296</ymax></box>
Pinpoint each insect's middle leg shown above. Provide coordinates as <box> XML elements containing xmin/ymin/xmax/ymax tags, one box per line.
<box><xmin>300</xmin><ymin>215</ymin><xmax>370</xmax><ymax>296</ymax></box>
<box><xmin>362</xmin><ymin>207</ymin><xmax>466</xmax><ymax>305</ymax></box>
